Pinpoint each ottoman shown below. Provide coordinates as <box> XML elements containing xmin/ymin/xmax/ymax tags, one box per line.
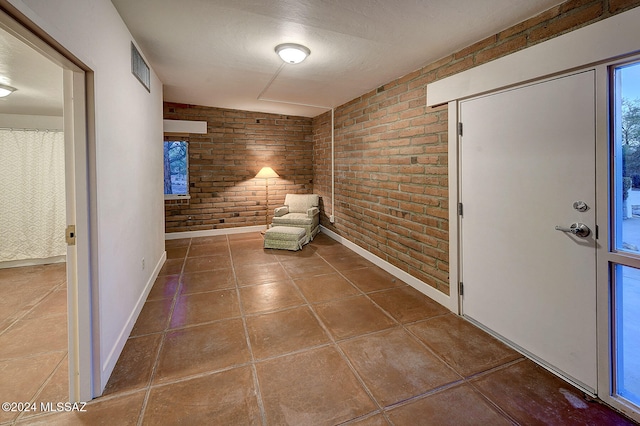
<box><xmin>263</xmin><ymin>226</ymin><xmax>309</xmax><ymax>251</ymax></box>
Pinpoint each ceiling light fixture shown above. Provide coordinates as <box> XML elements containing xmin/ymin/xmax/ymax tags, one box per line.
<box><xmin>0</xmin><ymin>84</ymin><xmax>16</xmax><ymax>98</ymax></box>
<box><xmin>275</xmin><ymin>43</ymin><xmax>310</xmax><ymax>64</ymax></box>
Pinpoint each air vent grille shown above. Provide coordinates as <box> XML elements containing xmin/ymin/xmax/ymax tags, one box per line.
<box><xmin>131</xmin><ymin>42</ymin><xmax>150</xmax><ymax>92</ymax></box>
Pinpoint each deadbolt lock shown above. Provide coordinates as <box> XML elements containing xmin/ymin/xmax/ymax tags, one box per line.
<box><xmin>573</xmin><ymin>201</ymin><xmax>589</xmax><ymax>212</ymax></box>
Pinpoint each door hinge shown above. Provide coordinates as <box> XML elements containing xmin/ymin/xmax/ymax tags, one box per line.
<box><xmin>66</xmin><ymin>225</ymin><xmax>76</xmax><ymax>246</ymax></box>
<box><xmin>459</xmin><ymin>282</ymin><xmax>464</xmax><ymax>296</ymax></box>
<box><xmin>458</xmin><ymin>122</ymin><xmax>463</xmax><ymax>136</ymax></box>
<box><xmin>458</xmin><ymin>202</ymin><xmax>463</xmax><ymax>217</ymax></box>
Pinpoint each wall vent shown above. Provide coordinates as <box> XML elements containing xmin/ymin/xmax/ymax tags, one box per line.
<box><xmin>131</xmin><ymin>42</ymin><xmax>150</xmax><ymax>92</ymax></box>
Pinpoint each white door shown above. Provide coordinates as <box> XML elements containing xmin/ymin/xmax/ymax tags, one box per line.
<box><xmin>460</xmin><ymin>70</ymin><xmax>597</xmax><ymax>392</ymax></box>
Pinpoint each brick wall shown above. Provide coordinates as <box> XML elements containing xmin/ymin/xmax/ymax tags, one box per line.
<box><xmin>312</xmin><ymin>0</ymin><xmax>640</xmax><ymax>296</ymax></box>
<box><xmin>164</xmin><ymin>103</ymin><xmax>313</xmax><ymax>233</ymax></box>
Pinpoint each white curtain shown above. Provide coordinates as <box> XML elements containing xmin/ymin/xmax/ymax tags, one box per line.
<box><xmin>0</xmin><ymin>129</ymin><xmax>66</xmax><ymax>262</ymax></box>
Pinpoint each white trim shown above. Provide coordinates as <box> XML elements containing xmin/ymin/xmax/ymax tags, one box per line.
<box><xmin>594</xmin><ymin>62</ymin><xmax>613</xmax><ymax>411</ymax></box>
<box><xmin>331</xmin><ymin>108</ymin><xmax>335</xmax><ymax>222</ymax></box>
<box><xmin>320</xmin><ymin>226</ymin><xmax>452</xmax><ymax>310</ymax></box>
<box><xmin>165</xmin><ymin>225</ymin><xmax>266</xmax><ymax>240</ymax></box>
<box><xmin>447</xmin><ymin>100</ymin><xmax>460</xmax><ymax>314</ymax></box>
<box><xmin>163</xmin><ymin>119</ymin><xmax>207</xmax><ymax>134</ymax></box>
<box><xmin>164</xmin><ymin>194</ymin><xmax>191</xmax><ymax>200</ymax></box>
<box><xmin>100</xmin><ymin>251</ymin><xmax>165</xmax><ymax>380</ymax></box>
<box><xmin>65</xmin><ymin>68</ymin><xmax>94</xmax><ymax>403</ymax></box>
<box><xmin>427</xmin><ymin>6</ymin><xmax>640</xmax><ymax>106</ymax></box>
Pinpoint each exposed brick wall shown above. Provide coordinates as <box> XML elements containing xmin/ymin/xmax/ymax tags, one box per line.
<box><xmin>164</xmin><ymin>103</ymin><xmax>313</xmax><ymax>233</ymax></box>
<box><xmin>312</xmin><ymin>0</ymin><xmax>640</xmax><ymax>296</ymax></box>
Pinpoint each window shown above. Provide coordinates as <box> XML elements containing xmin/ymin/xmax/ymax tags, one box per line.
<box><xmin>164</xmin><ymin>140</ymin><xmax>189</xmax><ymax>199</ymax></box>
<box><xmin>613</xmin><ymin>61</ymin><xmax>640</xmax><ymax>253</ymax></box>
<box><xmin>613</xmin><ymin>265</ymin><xmax>640</xmax><ymax>405</ymax></box>
<box><xmin>611</xmin><ymin>59</ymin><xmax>640</xmax><ymax>410</ymax></box>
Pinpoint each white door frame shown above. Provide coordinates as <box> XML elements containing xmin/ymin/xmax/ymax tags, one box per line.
<box><xmin>63</xmin><ymin>68</ymin><xmax>94</xmax><ymax>402</ymax></box>
<box><xmin>0</xmin><ymin>9</ymin><xmax>96</xmax><ymax>402</ymax></box>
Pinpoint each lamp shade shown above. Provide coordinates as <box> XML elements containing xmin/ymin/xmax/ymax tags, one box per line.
<box><xmin>255</xmin><ymin>166</ymin><xmax>279</xmax><ymax>179</ymax></box>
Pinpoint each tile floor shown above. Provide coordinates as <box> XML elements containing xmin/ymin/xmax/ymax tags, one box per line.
<box><xmin>2</xmin><ymin>233</ymin><xmax>637</xmax><ymax>425</ymax></box>
<box><xmin>0</xmin><ymin>263</ymin><xmax>68</xmax><ymax>426</ymax></box>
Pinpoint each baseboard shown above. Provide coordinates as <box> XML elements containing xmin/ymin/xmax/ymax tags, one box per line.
<box><xmin>100</xmin><ymin>251</ymin><xmax>166</xmax><ymax>388</ymax></box>
<box><xmin>0</xmin><ymin>255</ymin><xmax>66</xmax><ymax>269</ymax></box>
<box><xmin>165</xmin><ymin>225</ymin><xmax>265</xmax><ymax>240</ymax></box>
<box><xmin>320</xmin><ymin>226</ymin><xmax>452</xmax><ymax>310</ymax></box>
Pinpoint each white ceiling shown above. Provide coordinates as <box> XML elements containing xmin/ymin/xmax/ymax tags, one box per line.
<box><xmin>0</xmin><ymin>1</ymin><xmax>567</xmax><ymax>119</ymax></box>
<box><xmin>111</xmin><ymin>0</ymin><xmax>565</xmax><ymax>117</ymax></box>
<box><xmin>0</xmin><ymin>26</ymin><xmax>63</xmax><ymax>117</ymax></box>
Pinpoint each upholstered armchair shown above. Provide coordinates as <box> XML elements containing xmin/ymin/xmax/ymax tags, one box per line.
<box><xmin>271</xmin><ymin>194</ymin><xmax>320</xmax><ymax>241</ymax></box>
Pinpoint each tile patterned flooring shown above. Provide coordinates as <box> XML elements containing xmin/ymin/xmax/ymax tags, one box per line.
<box><xmin>0</xmin><ymin>263</ymin><xmax>68</xmax><ymax>425</ymax></box>
<box><xmin>1</xmin><ymin>232</ymin><xmax>637</xmax><ymax>425</ymax></box>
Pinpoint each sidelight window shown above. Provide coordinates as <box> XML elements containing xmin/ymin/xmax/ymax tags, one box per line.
<box><xmin>611</xmin><ymin>60</ymin><xmax>640</xmax><ymax>410</ymax></box>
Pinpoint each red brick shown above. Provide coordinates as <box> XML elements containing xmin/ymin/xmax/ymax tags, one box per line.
<box><xmin>454</xmin><ymin>35</ymin><xmax>497</xmax><ymax>60</ymax></box>
<box><xmin>475</xmin><ymin>35</ymin><xmax>527</xmax><ymax>65</ymax></box>
<box><xmin>164</xmin><ymin>102</ymin><xmax>312</xmax><ymax>233</ymax></box>
<box><xmin>435</xmin><ymin>56</ymin><xmax>475</xmax><ymax>80</ymax></box>
<box><xmin>529</xmin><ymin>3</ymin><xmax>603</xmax><ymax>43</ymax></box>
<box><xmin>609</xmin><ymin>0</ymin><xmax>640</xmax><ymax>13</ymax></box>
<box><xmin>560</xmin><ymin>0</ymin><xmax>598</xmax><ymax>14</ymax></box>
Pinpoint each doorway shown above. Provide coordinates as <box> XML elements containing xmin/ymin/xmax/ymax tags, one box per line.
<box><xmin>459</xmin><ymin>70</ymin><xmax>598</xmax><ymax>393</ymax></box>
<box><xmin>0</xmin><ymin>8</ymin><xmax>94</xmax><ymax>405</ymax></box>
<box><xmin>0</xmin><ymin>23</ymin><xmax>70</xmax><ymax>425</ymax></box>
<box><xmin>432</xmin><ymin>7</ymin><xmax>640</xmax><ymax>420</ymax></box>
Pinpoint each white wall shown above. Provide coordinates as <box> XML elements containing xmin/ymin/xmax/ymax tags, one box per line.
<box><xmin>0</xmin><ymin>113</ymin><xmax>63</xmax><ymax>130</ymax></box>
<box><xmin>6</xmin><ymin>0</ymin><xmax>166</xmax><ymax>391</ymax></box>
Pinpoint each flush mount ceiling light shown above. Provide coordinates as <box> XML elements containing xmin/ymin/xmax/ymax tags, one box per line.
<box><xmin>275</xmin><ymin>43</ymin><xmax>310</xmax><ymax>64</ymax></box>
<box><xmin>0</xmin><ymin>84</ymin><xmax>16</xmax><ymax>98</ymax></box>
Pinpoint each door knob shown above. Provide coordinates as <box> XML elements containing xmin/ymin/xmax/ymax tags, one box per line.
<box><xmin>555</xmin><ymin>222</ymin><xmax>591</xmax><ymax>237</ymax></box>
